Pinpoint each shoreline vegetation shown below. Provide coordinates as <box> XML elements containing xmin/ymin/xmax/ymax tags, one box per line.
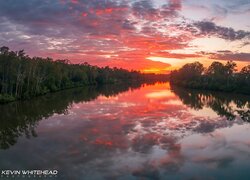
<box><xmin>170</xmin><ymin>61</ymin><xmax>250</xmax><ymax>95</ymax></box>
<box><xmin>0</xmin><ymin>46</ymin><xmax>168</xmax><ymax>104</ymax></box>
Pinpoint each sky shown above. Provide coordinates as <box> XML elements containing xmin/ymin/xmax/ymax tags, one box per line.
<box><xmin>0</xmin><ymin>0</ymin><xmax>250</xmax><ymax>73</ymax></box>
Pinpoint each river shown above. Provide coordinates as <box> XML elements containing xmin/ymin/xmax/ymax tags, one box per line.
<box><xmin>0</xmin><ymin>82</ymin><xmax>250</xmax><ymax>180</ymax></box>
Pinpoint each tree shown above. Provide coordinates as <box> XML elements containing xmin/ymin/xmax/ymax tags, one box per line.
<box><xmin>170</xmin><ymin>62</ymin><xmax>204</xmax><ymax>87</ymax></box>
<box><xmin>170</xmin><ymin>60</ymin><xmax>250</xmax><ymax>94</ymax></box>
<box><xmin>0</xmin><ymin>46</ymin><xmax>168</xmax><ymax>103</ymax></box>
<box><xmin>225</xmin><ymin>61</ymin><xmax>237</xmax><ymax>75</ymax></box>
<box><xmin>207</xmin><ymin>61</ymin><xmax>226</xmax><ymax>78</ymax></box>
<box><xmin>239</xmin><ymin>65</ymin><xmax>250</xmax><ymax>86</ymax></box>
<box><xmin>180</xmin><ymin>61</ymin><xmax>204</xmax><ymax>78</ymax></box>
<box><xmin>241</xmin><ymin>65</ymin><xmax>250</xmax><ymax>76</ymax></box>
<box><xmin>0</xmin><ymin>46</ymin><xmax>9</xmax><ymax>55</ymax></box>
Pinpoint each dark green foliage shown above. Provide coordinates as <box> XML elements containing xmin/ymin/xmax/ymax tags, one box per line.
<box><xmin>170</xmin><ymin>61</ymin><xmax>250</xmax><ymax>94</ymax></box>
<box><xmin>0</xmin><ymin>47</ymin><xmax>168</xmax><ymax>103</ymax></box>
<box><xmin>0</xmin><ymin>94</ymin><xmax>15</xmax><ymax>103</ymax></box>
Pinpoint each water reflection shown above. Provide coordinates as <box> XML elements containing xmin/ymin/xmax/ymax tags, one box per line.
<box><xmin>0</xmin><ymin>83</ymin><xmax>148</xmax><ymax>149</ymax></box>
<box><xmin>171</xmin><ymin>85</ymin><xmax>250</xmax><ymax>121</ymax></box>
<box><xmin>0</xmin><ymin>82</ymin><xmax>250</xmax><ymax>179</ymax></box>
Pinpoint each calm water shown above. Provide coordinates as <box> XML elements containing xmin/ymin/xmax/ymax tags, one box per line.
<box><xmin>0</xmin><ymin>82</ymin><xmax>250</xmax><ymax>180</ymax></box>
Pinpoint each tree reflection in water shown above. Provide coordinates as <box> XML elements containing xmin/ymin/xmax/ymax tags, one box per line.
<box><xmin>1</xmin><ymin>83</ymin><xmax>250</xmax><ymax>150</ymax></box>
<box><xmin>171</xmin><ymin>85</ymin><xmax>250</xmax><ymax>122</ymax></box>
<box><xmin>0</xmin><ymin>83</ymin><xmax>149</xmax><ymax>149</ymax></box>
<box><xmin>0</xmin><ymin>82</ymin><xmax>250</xmax><ymax>179</ymax></box>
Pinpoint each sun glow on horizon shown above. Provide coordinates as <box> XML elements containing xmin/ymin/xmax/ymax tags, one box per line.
<box><xmin>146</xmin><ymin>56</ymin><xmax>195</xmax><ymax>72</ymax></box>
<box><xmin>142</xmin><ymin>67</ymin><xmax>170</xmax><ymax>74</ymax></box>
<box><xmin>147</xmin><ymin>56</ymin><xmax>250</xmax><ymax>72</ymax></box>
<box><xmin>147</xmin><ymin>56</ymin><xmax>182</xmax><ymax>66</ymax></box>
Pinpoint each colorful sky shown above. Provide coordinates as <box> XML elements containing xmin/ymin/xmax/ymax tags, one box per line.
<box><xmin>0</xmin><ymin>0</ymin><xmax>249</xmax><ymax>73</ymax></box>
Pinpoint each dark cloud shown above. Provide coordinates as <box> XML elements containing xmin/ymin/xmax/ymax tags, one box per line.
<box><xmin>241</xmin><ymin>41</ymin><xmax>250</xmax><ymax>47</ymax></box>
<box><xmin>0</xmin><ymin>0</ymin><xmax>134</xmax><ymax>59</ymax></box>
<box><xmin>131</xmin><ymin>0</ymin><xmax>182</xmax><ymax>20</ymax></box>
<box><xmin>161</xmin><ymin>0</ymin><xmax>182</xmax><ymax>18</ymax></box>
<box><xmin>211</xmin><ymin>52</ymin><xmax>250</xmax><ymax>62</ymax></box>
<box><xmin>198</xmin><ymin>50</ymin><xmax>250</xmax><ymax>62</ymax></box>
<box><xmin>217</xmin><ymin>50</ymin><xmax>233</xmax><ymax>53</ymax></box>
<box><xmin>193</xmin><ymin>21</ymin><xmax>250</xmax><ymax>40</ymax></box>
<box><xmin>0</xmin><ymin>0</ymin><xmax>249</xmax><ymax>70</ymax></box>
<box><xmin>0</xmin><ymin>0</ymin><xmax>131</xmax><ymax>37</ymax></box>
<box><xmin>132</xmin><ymin>0</ymin><xmax>158</xmax><ymax>20</ymax></box>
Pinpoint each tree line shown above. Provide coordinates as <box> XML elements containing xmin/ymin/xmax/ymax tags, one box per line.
<box><xmin>0</xmin><ymin>46</ymin><xmax>168</xmax><ymax>103</ymax></box>
<box><xmin>170</xmin><ymin>61</ymin><xmax>250</xmax><ymax>94</ymax></box>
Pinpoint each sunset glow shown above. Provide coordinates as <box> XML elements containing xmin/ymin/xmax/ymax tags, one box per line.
<box><xmin>0</xmin><ymin>0</ymin><xmax>249</xmax><ymax>73</ymax></box>
<box><xmin>1</xmin><ymin>1</ymin><xmax>250</xmax><ymax>178</ymax></box>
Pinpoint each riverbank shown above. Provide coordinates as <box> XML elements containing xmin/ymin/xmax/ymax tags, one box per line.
<box><xmin>170</xmin><ymin>61</ymin><xmax>250</xmax><ymax>95</ymax></box>
<box><xmin>0</xmin><ymin>80</ymin><xmax>167</xmax><ymax>104</ymax></box>
<box><xmin>0</xmin><ymin>46</ymin><xmax>168</xmax><ymax>104</ymax></box>
<box><xmin>169</xmin><ymin>81</ymin><xmax>250</xmax><ymax>95</ymax></box>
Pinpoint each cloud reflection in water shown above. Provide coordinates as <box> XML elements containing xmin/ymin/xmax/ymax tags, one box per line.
<box><xmin>0</xmin><ymin>82</ymin><xmax>250</xmax><ymax>179</ymax></box>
